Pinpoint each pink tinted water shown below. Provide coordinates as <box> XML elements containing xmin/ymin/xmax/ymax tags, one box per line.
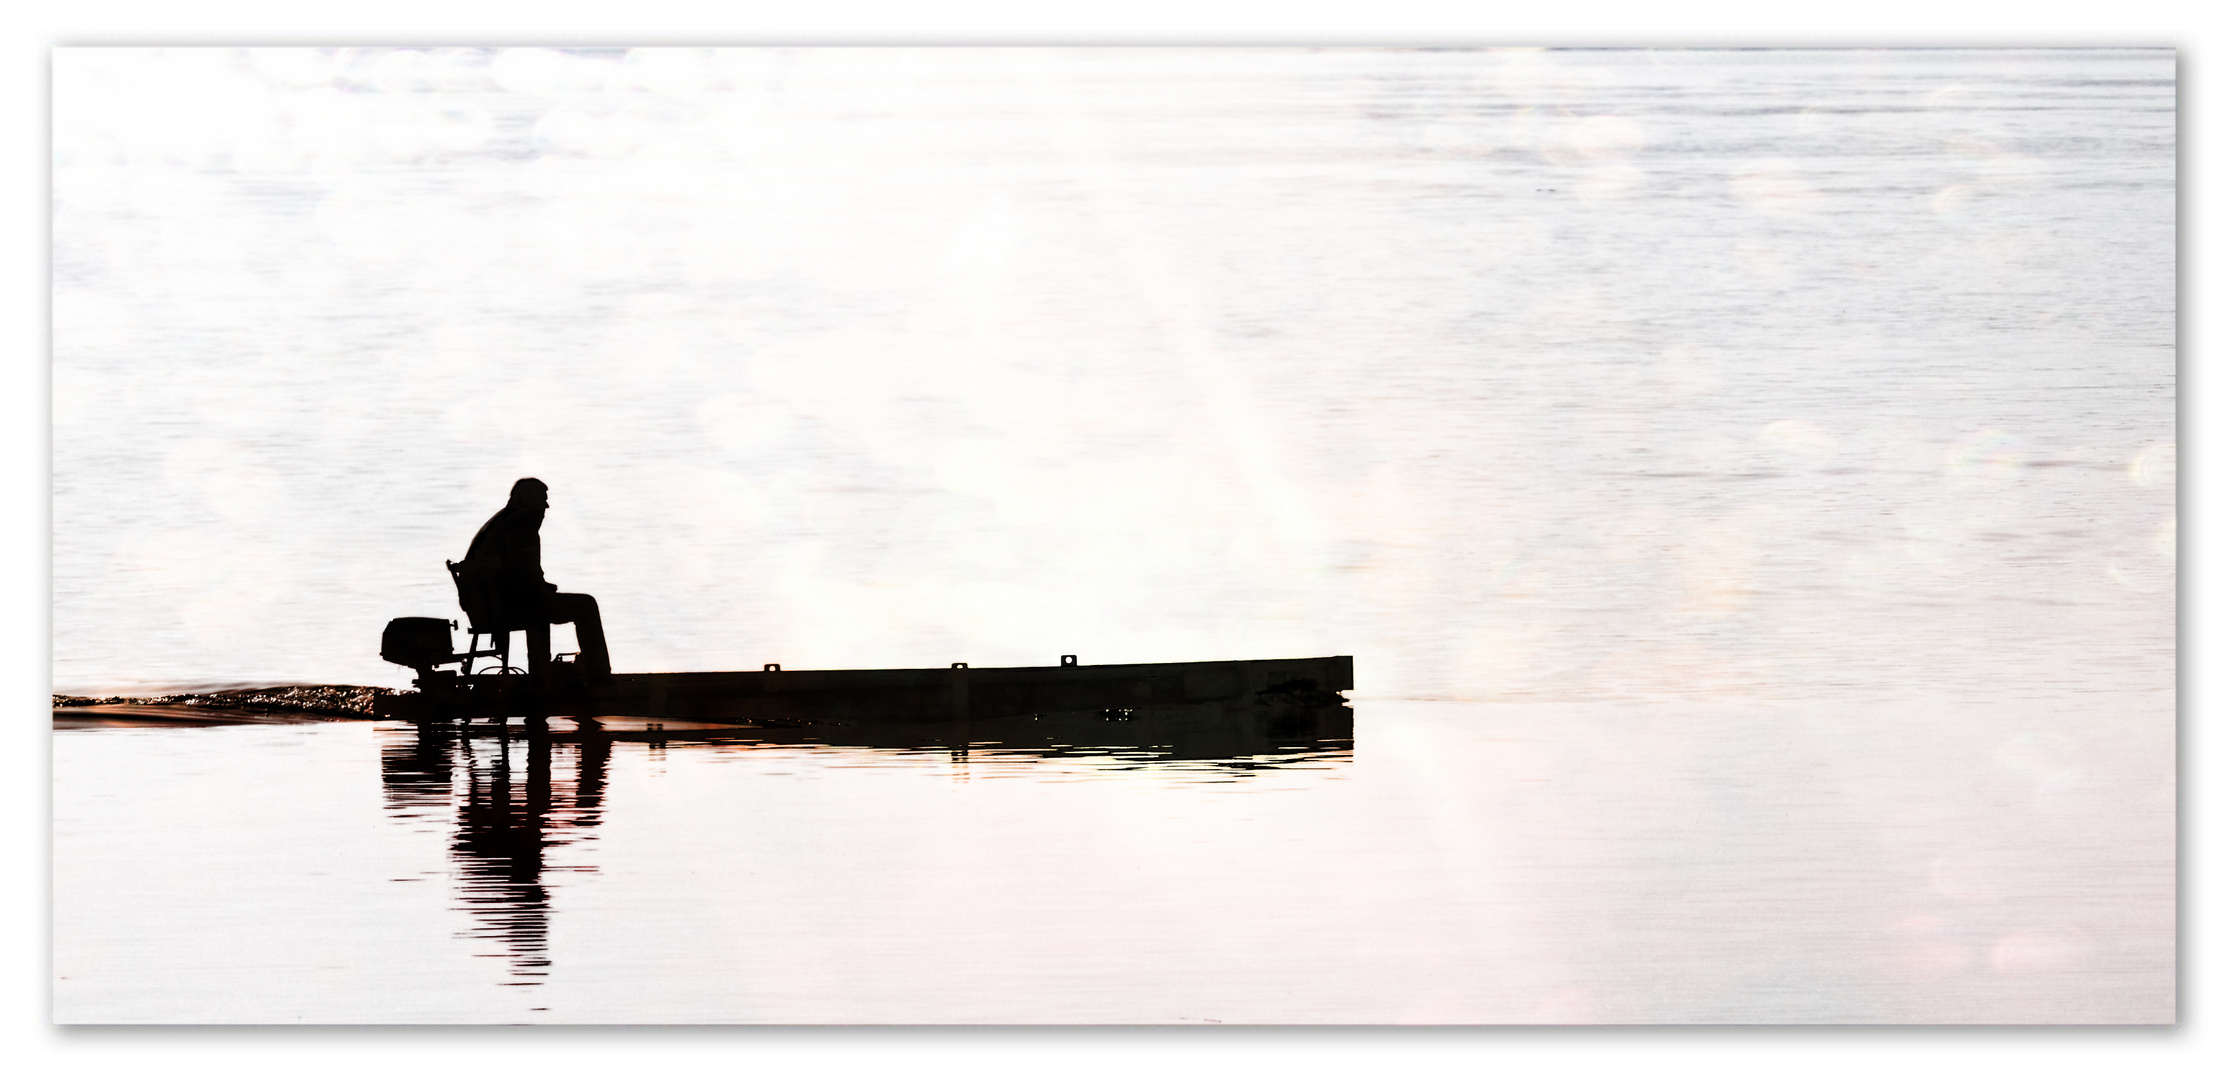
<box><xmin>52</xmin><ymin>698</ymin><xmax>2172</xmax><ymax>1023</ymax></box>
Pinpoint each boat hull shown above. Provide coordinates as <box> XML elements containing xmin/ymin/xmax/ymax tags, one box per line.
<box><xmin>376</xmin><ymin>655</ymin><xmax>1354</xmax><ymax>723</ymax></box>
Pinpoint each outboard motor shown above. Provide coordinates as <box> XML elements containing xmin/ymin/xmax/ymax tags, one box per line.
<box><xmin>381</xmin><ymin>617</ymin><xmax>458</xmax><ymax>679</ymax></box>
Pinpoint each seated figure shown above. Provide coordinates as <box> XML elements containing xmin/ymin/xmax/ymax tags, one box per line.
<box><xmin>454</xmin><ymin>477</ymin><xmax>611</xmax><ymax>681</ymax></box>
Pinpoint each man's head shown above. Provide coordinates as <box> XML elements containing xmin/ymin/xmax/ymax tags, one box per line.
<box><xmin>509</xmin><ymin>477</ymin><xmax>550</xmax><ymax>510</ymax></box>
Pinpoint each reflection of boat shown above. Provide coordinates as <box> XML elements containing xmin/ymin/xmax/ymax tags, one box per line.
<box><xmin>375</xmin><ymin>654</ymin><xmax>1355</xmax><ymax>726</ymax></box>
<box><xmin>375</xmin><ymin>692</ymin><xmax>1350</xmax><ymax>986</ymax></box>
<box><xmin>433</xmin><ymin>698</ymin><xmax>1354</xmax><ymax>766</ymax></box>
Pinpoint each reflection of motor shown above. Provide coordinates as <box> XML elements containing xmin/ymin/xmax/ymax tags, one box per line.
<box><xmin>381</xmin><ymin>617</ymin><xmax>521</xmax><ymax>679</ymax></box>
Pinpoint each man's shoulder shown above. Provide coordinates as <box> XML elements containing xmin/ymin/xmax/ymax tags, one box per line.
<box><xmin>464</xmin><ymin>507</ymin><xmax>517</xmax><ymax>559</ymax></box>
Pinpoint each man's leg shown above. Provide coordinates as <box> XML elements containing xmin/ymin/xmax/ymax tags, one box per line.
<box><xmin>524</xmin><ymin>621</ymin><xmax>552</xmax><ymax>677</ymax></box>
<box><xmin>549</xmin><ymin>593</ymin><xmax>611</xmax><ymax>678</ymax></box>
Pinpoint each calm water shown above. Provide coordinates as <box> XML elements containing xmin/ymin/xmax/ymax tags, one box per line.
<box><xmin>51</xmin><ymin>48</ymin><xmax>2174</xmax><ymax>1023</ymax></box>
<box><xmin>53</xmin><ymin>698</ymin><xmax>2170</xmax><ymax>1024</ymax></box>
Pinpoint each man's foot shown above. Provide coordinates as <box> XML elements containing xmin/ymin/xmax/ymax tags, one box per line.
<box><xmin>531</xmin><ymin>658</ymin><xmax>584</xmax><ymax>692</ymax></box>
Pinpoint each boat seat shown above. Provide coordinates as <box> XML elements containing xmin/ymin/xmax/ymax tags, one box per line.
<box><xmin>446</xmin><ymin>559</ymin><xmax>526</xmax><ymax>675</ymax></box>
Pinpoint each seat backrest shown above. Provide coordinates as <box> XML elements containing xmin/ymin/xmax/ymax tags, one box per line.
<box><xmin>447</xmin><ymin>558</ymin><xmax>512</xmax><ymax>632</ymax></box>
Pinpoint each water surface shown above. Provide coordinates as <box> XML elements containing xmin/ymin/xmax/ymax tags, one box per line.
<box><xmin>53</xmin><ymin>697</ymin><xmax>2171</xmax><ymax>1024</ymax></box>
<box><xmin>52</xmin><ymin>47</ymin><xmax>2174</xmax><ymax>703</ymax></box>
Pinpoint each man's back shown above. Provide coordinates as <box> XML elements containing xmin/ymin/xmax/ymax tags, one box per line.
<box><xmin>464</xmin><ymin>502</ymin><xmax>544</xmax><ymax>606</ymax></box>
<box><xmin>460</xmin><ymin>477</ymin><xmax>553</xmax><ymax>618</ymax></box>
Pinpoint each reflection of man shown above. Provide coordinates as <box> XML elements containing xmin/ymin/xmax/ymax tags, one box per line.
<box><xmin>463</xmin><ymin>478</ymin><xmax>611</xmax><ymax>680</ymax></box>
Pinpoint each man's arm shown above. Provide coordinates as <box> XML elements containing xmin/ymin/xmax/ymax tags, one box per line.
<box><xmin>506</xmin><ymin>520</ymin><xmax>555</xmax><ymax>593</ymax></box>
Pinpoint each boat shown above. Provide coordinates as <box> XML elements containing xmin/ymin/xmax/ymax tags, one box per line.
<box><xmin>373</xmin><ymin>645</ymin><xmax>1354</xmax><ymax>726</ymax></box>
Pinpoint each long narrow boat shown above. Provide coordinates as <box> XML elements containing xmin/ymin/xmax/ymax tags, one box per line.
<box><xmin>375</xmin><ymin>654</ymin><xmax>1354</xmax><ymax>724</ymax></box>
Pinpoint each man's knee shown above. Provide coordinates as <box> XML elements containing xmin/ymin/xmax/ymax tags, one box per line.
<box><xmin>549</xmin><ymin>592</ymin><xmax>600</xmax><ymax>624</ymax></box>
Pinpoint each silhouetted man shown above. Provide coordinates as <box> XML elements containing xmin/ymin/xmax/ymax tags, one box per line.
<box><xmin>462</xmin><ymin>478</ymin><xmax>611</xmax><ymax>681</ymax></box>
